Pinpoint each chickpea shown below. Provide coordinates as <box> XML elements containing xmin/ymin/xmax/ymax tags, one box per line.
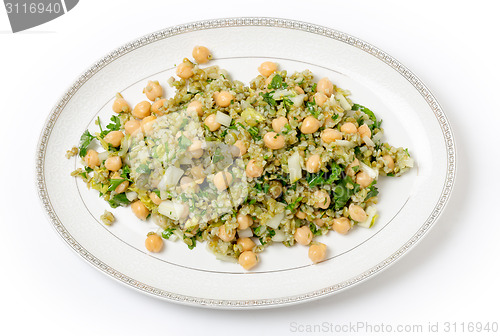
<box><xmin>317</xmin><ymin>77</ymin><xmax>334</xmax><ymax>97</ymax></box>
<box><xmin>246</xmin><ymin>159</ymin><xmax>263</xmax><ymax>178</ymax></box>
<box><xmin>114</xmin><ymin>179</ymin><xmax>129</xmax><ymax>194</ymax></box>
<box><xmin>112</xmin><ymin>95</ymin><xmax>130</xmax><ymax>113</ymax></box>
<box><xmin>306</xmin><ymin>154</ymin><xmax>321</xmax><ymax>173</ymax></box>
<box><xmin>269</xmin><ymin>180</ymin><xmax>283</xmax><ymax>199</ymax></box>
<box><xmin>105</xmin><ymin>156</ymin><xmax>122</xmax><ymax>171</ymax></box>
<box><xmin>324</xmin><ymin>117</ymin><xmax>337</xmax><ymax>128</ymax></box>
<box><xmin>214</xmin><ymin>91</ymin><xmax>234</xmax><ymax>107</ymax></box>
<box><xmin>131</xmin><ymin>200</ymin><xmax>149</xmax><ymax>221</ymax></box>
<box><xmin>176</xmin><ymin>61</ymin><xmax>194</xmax><ymax>79</ymax></box>
<box><xmin>313</xmin><ymin>190</ymin><xmax>331</xmax><ymax>209</ymax></box>
<box><xmin>180</xmin><ymin>176</ymin><xmax>199</xmax><ymax>193</ymax></box>
<box><xmin>258</xmin><ymin>61</ymin><xmax>277</xmax><ymax>77</ymax></box>
<box><xmin>239</xmin><ymin>251</ymin><xmax>258</xmax><ymax>270</ymax></box>
<box><xmin>111</xmin><ymin>173</ymin><xmax>129</xmax><ymax>194</ymax></box>
<box><xmin>188</xmin><ymin>139</ymin><xmax>204</xmax><ymax>159</ymax></box>
<box><xmin>321</xmin><ymin>128</ymin><xmax>342</xmax><ymax>143</ymax></box>
<box><xmin>237</xmin><ymin>213</ymin><xmax>253</xmax><ymax>230</ymax></box>
<box><xmin>272</xmin><ymin>116</ymin><xmax>288</xmax><ymax>133</ymax></box>
<box><xmin>332</xmin><ymin>217</ymin><xmax>351</xmax><ymax>234</ymax></box>
<box><xmin>314</xmin><ymin>92</ymin><xmax>328</xmax><ymax>107</ymax></box>
<box><xmin>141</xmin><ymin>115</ymin><xmax>157</xmax><ymax>135</ymax></box>
<box><xmin>340</xmin><ymin>122</ymin><xmax>357</xmax><ymax>134</ymax></box>
<box><xmin>218</xmin><ymin>224</ymin><xmax>236</xmax><ymax>242</ymax></box>
<box><xmin>187</xmin><ymin>100</ymin><xmax>204</xmax><ymax>116</ymax></box>
<box><xmin>124</xmin><ymin>119</ymin><xmax>141</xmax><ymax>135</ymax></box>
<box><xmin>84</xmin><ymin>149</ymin><xmax>99</xmax><ymax>169</ymax></box>
<box><xmin>294</xmin><ymin>226</ymin><xmax>313</xmax><ymax>245</ymax></box>
<box><xmin>149</xmin><ymin>192</ymin><xmax>162</xmax><ymax>205</ymax></box>
<box><xmin>231</xmin><ymin>140</ymin><xmax>247</xmax><ymax>157</ymax></box>
<box><xmin>308</xmin><ymin>243</ymin><xmax>327</xmax><ymax>263</ymax></box>
<box><xmin>145</xmin><ymin>234</ymin><xmax>163</xmax><ymax>253</ymax></box>
<box><xmin>132</xmin><ymin>101</ymin><xmax>151</xmax><ymax>119</ymax></box>
<box><xmin>383</xmin><ymin>155</ymin><xmax>395</xmax><ymax>170</ymax></box>
<box><xmin>213</xmin><ymin>171</ymin><xmax>233</xmax><ymax>191</ymax></box>
<box><xmin>204</xmin><ymin>114</ymin><xmax>221</xmax><ymax>132</ymax></box>
<box><xmin>143</xmin><ymin>81</ymin><xmax>163</xmax><ymax>101</ymax></box>
<box><xmin>356</xmin><ymin>171</ymin><xmax>373</xmax><ymax>188</ymax></box>
<box><xmin>300</xmin><ymin>116</ymin><xmax>321</xmax><ymax>134</ymax></box>
<box><xmin>192</xmin><ymin>46</ymin><xmax>212</xmax><ymax>64</ymax></box>
<box><xmin>190</xmin><ymin>165</ymin><xmax>206</xmax><ymax>183</ymax></box>
<box><xmin>151</xmin><ymin>98</ymin><xmax>167</xmax><ymax>115</ymax></box>
<box><xmin>313</xmin><ymin>218</ymin><xmax>325</xmax><ymax>227</ymax></box>
<box><xmin>263</xmin><ymin>132</ymin><xmax>285</xmax><ymax>150</ymax></box>
<box><xmin>104</xmin><ymin>131</ymin><xmax>124</xmax><ymax>148</ymax></box>
<box><xmin>348</xmin><ymin>204</ymin><xmax>367</xmax><ymax>222</ymax></box>
<box><xmin>237</xmin><ymin>237</ymin><xmax>256</xmax><ymax>252</ymax></box>
<box><xmin>358</xmin><ymin>124</ymin><xmax>372</xmax><ymax>139</ymax></box>
<box><xmin>295</xmin><ymin>211</ymin><xmax>306</xmax><ymax>219</ymax></box>
<box><xmin>294</xmin><ymin>86</ymin><xmax>304</xmax><ymax>94</ymax></box>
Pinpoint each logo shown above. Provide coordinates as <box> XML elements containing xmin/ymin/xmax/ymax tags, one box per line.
<box><xmin>4</xmin><ymin>0</ymin><xmax>79</xmax><ymax>33</ymax></box>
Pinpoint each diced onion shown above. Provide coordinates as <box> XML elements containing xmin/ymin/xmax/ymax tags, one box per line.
<box><xmin>125</xmin><ymin>191</ymin><xmax>138</xmax><ymax>202</ymax></box>
<box><xmin>335</xmin><ymin>140</ymin><xmax>355</xmax><ymax>148</ymax></box>
<box><xmin>288</xmin><ymin>151</ymin><xmax>302</xmax><ymax>183</ymax></box>
<box><xmin>158</xmin><ymin>200</ymin><xmax>185</xmax><ymax>220</ymax></box>
<box><xmin>360</xmin><ymin>162</ymin><xmax>379</xmax><ymax>180</ymax></box>
<box><xmin>335</xmin><ymin>92</ymin><xmax>352</xmax><ymax>110</ymax></box>
<box><xmin>290</xmin><ymin>94</ymin><xmax>305</xmax><ymax>107</ymax></box>
<box><xmin>272</xmin><ymin>229</ymin><xmax>286</xmax><ymax>242</ymax></box>
<box><xmin>363</xmin><ymin>136</ymin><xmax>375</xmax><ymax>147</ymax></box>
<box><xmin>98</xmin><ymin>152</ymin><xmax>109</xmax><ymax>162</ymax></box>
<box><xmin>237</xmin><ymin>228</ymin><xmax>253</xmax><ymax>238</ymax></box>
<box><xmin>215</xmin><ymin>111</ymin><xmax>232</xmax><ymax>127</ymax></box>
<box><xmin>158</xmin><ymin>166</ymin><xmax>184</xmax><ymax>190</ymax></box>
<box><xmin>266</xmin><ymin>212</ymin><xmax>284</xmax><ymax>229</ymax></box>
<box><xmin>357</xmin><ymin>205</ymin><xmax>378</xmax><ymax>228</ymax></box>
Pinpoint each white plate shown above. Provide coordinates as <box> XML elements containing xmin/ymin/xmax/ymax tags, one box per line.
<box><xmin>36</xmin><ymin>18</ymin><xmax>456</xmax><ymax>308</ymax></box>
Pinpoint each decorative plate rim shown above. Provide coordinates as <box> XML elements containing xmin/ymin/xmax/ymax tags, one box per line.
<box><xmin>35</xmin><ymin>17</ymin><xmax>456</xmax><ymax>309</ymax></box>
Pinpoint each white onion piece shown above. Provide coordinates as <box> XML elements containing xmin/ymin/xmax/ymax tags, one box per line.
<box><xmin>335</xmin><ymin>140</ymin><xmax>355</xmax><ymax>148</ymax></box>
<box><xmin>158</xmin><ymin>166</ymin><xmax>184</xmax><ymax>190</ymax></box>
<box><xmin>290</xmin><ymin>94</ymin><xmax>305</xmax><ymax>107</ymax></box>
<box><xmin>271</xmin><ymin>229</ymin><xmax>286</xmax><ymax>242</ymax></box>
<box><xmin>288</xmin><ymin>151</ymin><xmax>302</xmax><ymax>183</ymax></box>
<box><xmin>266</xmin><ymin>212</ymin><xmax>284</xmax><ymax>229</ymax></box>
<box><xmin>98</xmin><ymin>152</ymin><xmax>109</xmax><ymax>162</ymax></box>
<box><xmin>158</xmin><ymin>201</ymin><xmax>185</xmax><ymax>221</ymax></box>
<box><xmin>125</xmin><ymin>191</ymin><xmax>138</xmax><ymax>202</ymax></box>
<box><xmin>335</xmin><ymin>93</ymin><xmax>352</xmax><ymax>110</ymax></box>
<box><xmin>215</xmin><ymin>111</ymin><xmax>232</xmax><ymax>127</ymax></box>
<box><xmin>360</xmin><ymin>162</ymin><xmax>379</xmax><ymax>180</ymax></box>
<box><xmin>363</xmin><ymin>136</ymin><xmax>375</xmax><ymax>147</ymax></box>
<box><xmin>357</xmin><ymin>205</ymin><xmax>377</xmax><ymax>228</ymax></box>
<box><xmin>237</xmin><ymin>228</ymin><xmax>253</xmax><ymax>238</ymax></box>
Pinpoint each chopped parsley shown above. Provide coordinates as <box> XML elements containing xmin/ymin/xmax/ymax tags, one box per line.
<box><xmin>78</xmin><ymin>130</ymin><xmax>95</xmax><ymax>157</ymax></box>
<box><xmin>332</xmin><ymin>175</ymin><xmax>360</xmax><ymax>210</ymax></box>
<box><xmin>268</xmin><ymin>74</ymin><xmax>288</xmax><ymax>90</ymax></box>
<box><xmin>162</xmin><ymin>228</ymin><xmax>175</xmax><ymax>239</ymax></box>
<box><xmin>286</xmin><ymin>196</ymin><xmax>303</xmax><ymax>211</ymax></box>
<box><xmin>352</xmin><ymin>104</ymin><xmax>382</xmax><ymax>130</ymax></box>
<box><xmin>178</xmin><ymin>134</ymin><xmax>192</xmax><ymax>150</ymax></box>
<box><xmin>136</xmin><ymin>163</ymin><xmax>151</xmax><ymax>174</ymax></box>
<box><xmin>247</xmin><ymin>126</ymin><xmax>261</xmax><ymax>140</ymax></box>
<box><xmin>260</xmin><ymin>91</ymin><xmax>277</xmax><ymax>107</ymax></box>
<box><xmin>107</xmin><ymin>193</ymin><xmax>131</xmax><ymax>208</ymax></box>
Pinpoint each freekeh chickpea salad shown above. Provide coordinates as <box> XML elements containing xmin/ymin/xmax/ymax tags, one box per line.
<box><xmin>68</xmin><ymin>45</ymin><xmax>414</xmax><ymax>271</ymax></box>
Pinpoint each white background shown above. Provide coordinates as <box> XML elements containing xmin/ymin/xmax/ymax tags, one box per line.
<box><xmin>1</xmin><ymin>1</ymin><xmax>499</xmax><ymax>335</ymax></box>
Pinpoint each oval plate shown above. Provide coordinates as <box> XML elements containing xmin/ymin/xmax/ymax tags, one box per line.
<box><xmin>36</xmin><ymin>18</ymin><xmax>456</xmax><ymax>308</ymax></box>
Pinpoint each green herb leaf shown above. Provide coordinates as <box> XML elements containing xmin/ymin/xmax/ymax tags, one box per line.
<box><xmin>352</xmin><ymin>104</ymin><xmax>382</xmax><ymax>130</ymax></box>
<box><xmin>260</xmin><ymin>91</ymin><xmax>277</xmax><ymax>107</ymax></box>
<box><xmin>332</xmin><ymin>176</ymin><xmax>360</xmax><ymax>210</ymax></box>
<box><xmin>78</xmin><ymin>130</ymin><xmax>95</xmax><ymax>157</ymax></box>
<box><xmin>268</xmin><ymin>74</ymin><xmax>288</xmax><ymax>90</ymax></box>
<box><xmin>108</xmin><ymin>178</ymin><xmax>126</xmax><ymax>192</ymax></box>
<box><xmin>365</xmin><ymin>185</ymin><xmax>379</xmax><ymax>201</ymax></box>
<box><xmin>286</xmin><ymin>196</ymin><xmax>303</xmax><ymax>211</ymax></box>
<box><xmin>162</xmin><ymin>228</ymin><xmax>175</xmax><ymax>239</ymax></box>
<box><xmin>107</xmin><ymin>193</ymin><xmax>131</xmax><ymax>208</ymax></box>
<box><xmin>247</xmin><ymin>126</ymin><xmax>261</xmax><ymax>140</ymax></box>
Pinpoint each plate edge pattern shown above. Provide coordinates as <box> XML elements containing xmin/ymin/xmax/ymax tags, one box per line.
<box><xmin>35</xmin><ymin>17</ymin><xmax>457</xmax><ymax>308</ymax></box>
